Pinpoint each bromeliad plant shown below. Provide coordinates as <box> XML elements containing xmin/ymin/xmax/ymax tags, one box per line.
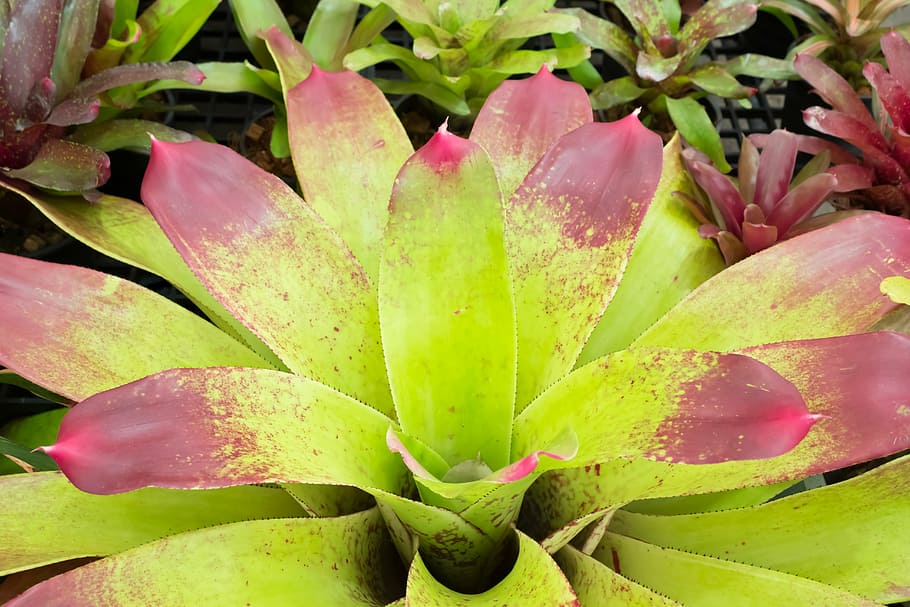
<box><xmin>0</xmin><ymin>0</ymin><xmax>213</xmax><ymax>195</ymax></box>
<box><xmin>679</xmin><ymin>128</ymin><xmax>864</xmax><ymax>265</ymax></box>
<box><xmin>761</xmin><ymin>0</ymin><xmax>910</xmax><ymax>88</ymax></box>
<box><xmin>2</xmin><ymin>30</ymin><xmax>910</xmax><ymax>605</ymax></box>
<box><xmin>555</xmin><ymin>0</ymin><xmax>795</xmax><ymax>171</ymax></box>
<box><xmin>790</xmin><ymin>31</ymin><xmax>910</xmax><ymax>216</ymax></box>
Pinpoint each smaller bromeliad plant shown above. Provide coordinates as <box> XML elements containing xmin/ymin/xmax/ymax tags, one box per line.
<box><xmin>760</xmin><ymin>0</ymin><xmax>910</xmax><ymax>88</ymax></box>
<box><xmin>0</xmin><ymin>0</ymin><xmax>213</xmax><ymax>197</ymax></box>
<box><xmin>555</xmin><ymin>0</ymin><xmax>795</xmax><ymax>172</ymax></box>
<box><xmin>0</xmin><ymin>29</ymin><xmax>909</xmax><ymax>605</ymax></box>
<box><xmin>679</xmin><ymin>128</ymin><xmax>866</xmax><ymax>265</ymax></box>
<box><xmin>789</xmin><ymin>30</ymin><xmax>910</xmax><ymax>216</ymax></box>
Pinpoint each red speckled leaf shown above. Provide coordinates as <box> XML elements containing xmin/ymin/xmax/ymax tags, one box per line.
<box><xmin>380</xmin><ymin>127</ymin><xmax>515</xmax><ymax>469</ymax></box>
<box><xmin>507</xmin><ymin>115</ymin><xmax>663</xmax><ymax>409</ymax></box>
<box><xmin>470</xmin><ymin>67</ymin><xmax>593</xmax><ymax>199</ymax></box>
<box><xmin>0</xmin><ymin>0</ymin><xmax>62</xmax><ymax>117</ymax></box>
<box><xmin>864</xmin><ymin>61</ymin><xmax>910</xmax><ymax>132</ymax></box>
<box><xmin>141</xmin><ymin>138</ymin><xmax>393</xmax><ymax>415</ymax></box>
<box><xmin>636</xmin><ymin>213</ymin><xmax>910</xmax><ymax>350</ymax></box>
<box><xmin>4</xmin><ymin>139</ymin><xmax>110</xmax><ymax>191</ymax></box>
<box><xmin>286</xmin><ymin>66</ymin><xmax>412</xmax><ymax>283</ymax></box>
<box><xmin>513</xmin><ymin>347</ymin><xmax>814</xmax><ymax>467</ymax></box>
<box><xmin>0</xmin><ymin>254</ymin><xmax>265</xmax><ymax>402</ymax></box>
<box><xmin>42</xmin><ymin>367</ymin><xmax>406</xmax><ymax>495</ymax></box>
<box><xmin>5</xmin><ymin>511</ymin><xmax>405</xmax><ymax>606</ymax></box>
<box><xmin>523</xmin><ymin>332</ymin><xmax>910</xmax><ymax>545</ymax></box>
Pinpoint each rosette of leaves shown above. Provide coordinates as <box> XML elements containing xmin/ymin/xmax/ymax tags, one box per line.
<box><xmin>677</xmin><ymin>128</ymin><xmax>864</xmax><ymax>265</ymax></box>
<box><xmin>554</xmin><ymin>0</ymin><xmax>795</xmax><ymax>172</ymax></box>
<box><xmin>1</xmin><ymin>29</ymin><xmax>910</xmax><ymax>605</ymax></box>
<box><xmin>760</xmin><ymin>0</ymin><xmax>910</xmax><ymax>88</ymax></box>
<box><xmin>791</xmin><ymin>31</ymin><xmax>910</xmax><ymax>215</ymax></box>
<box><xmin>0</xmin><ymin>0</ymin><xmax>215</xmax><ymax>196</ymax></box>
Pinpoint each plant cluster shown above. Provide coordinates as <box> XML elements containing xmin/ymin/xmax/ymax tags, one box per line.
<box><xmin>0</xmin><ymin>27</ymin><xmax>909</xmax><ymax>602</ymax></box>
<box><xmin>0</xmin><ymin>0</ymin><xmax>216</xmax><ymax>196</ymax></box>
<box><xmin>791</xmin><ymin>30</ymin><xmax>910</xmax><ymax>215</ymax></box>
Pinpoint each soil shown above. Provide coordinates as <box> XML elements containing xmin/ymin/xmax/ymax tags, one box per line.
<box><xmin>0</xmin><ymin>191</ymin><xmax>68</xmax><ymax>256</ymax></box>
<box><xmin>234</xmin><ymin>115</ymin><xmax>297</xmax><ymax>183</ymax></box>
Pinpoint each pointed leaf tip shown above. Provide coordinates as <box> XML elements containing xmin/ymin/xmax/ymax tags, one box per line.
<box><xmin>416</xmin><ymin>124</ymin><xmax>476</xmax><ymax>169</ymax></box>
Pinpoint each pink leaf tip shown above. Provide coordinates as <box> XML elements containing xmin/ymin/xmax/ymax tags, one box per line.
<box><xmin>417</xmin><ymin>120</ymin><xmax>476</xmax><ymax>169</ymax></box>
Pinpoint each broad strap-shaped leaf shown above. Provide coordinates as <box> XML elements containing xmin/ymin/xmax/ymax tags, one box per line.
<box><xmin>523</xmin><ymin>332</ymin><xmax>910</xmax><ymax>545</ymax></box>
<box><xmin>469</xmin><ymin>68</ymin><xmax>592</xmax><ymax>200</ymax></box>
<box><xmin>0</xmin><ymin>0</ymin><xmax>60</xmax><ymax>117</ymax></box>
<box><xmin>554</xmin><ymin>545</ymin><xmax>683</xmax><ymax>607</ymax></box>
<box><xmin>142</xmin><ymin>138</ymin><xmax>393</xmax><ymax>413</ymax></box>
<box><xmin>68</xmin><ymin>119</ymin><xmax>194</xmax><ymax>152</ymax></box>
<box><xmin>597</xmin><ymin>532</ymin><xmax>880</xmax><ymax>606</ymax></box>
<box><xmin>404</xmin><ymin>529</ymin><xmax>579</xmax><ymax>604</ymax></box>
<box><xmin>5</xmin><ymin>140</ymin><xmax>110</xmax><ymax>191</ymax></box>
<box><xmin>752</xmin><ymin>129</ymin><xmax>798</xmax><ymax>215</ymax></box>
<box><xmin>0</xmin><ymin>472</ymin><xmax>303</xmax><ymax>575</ymax></box>
<box><xmin>228</xmin><ymin>0</ymin><xmax>294</xmax><ymax>72</ymax></box>
<box><xmin>380</xmin><ymin>127</ymin><xmax>515</xmax><ymax>470</ymax></box>
<box><xmin>286</xmin><ymin>66</ymin><xmax>413</xmax><ymax>284</ymax></box>
<box><xmin>5</xmin><ymin>510</ymin><xmax>405</xmax><ymax>606</ymax></box>
<box><xmin>578</xmin><ymin>136</ymin><xmax>724</xmax><ymax>363</ymax></box>
<box><xmin>0</xmin><ymin>254</ymin><xmax>265</xmax><ymax>402</ymax></box>
<box><xmin>506</xmin><ymin>115</ymin><xmax>663</xmax><ymax>409</ymax></box>
<box><xmin>665</xmin><ymin>95</ymin><xmax>730</xmax><ymax>173</ymax></box>
<box><xmin>636</xmin><ymin>213</ymin><xmax>910</xmax><ymax>350</ymax></box>
<box><xmin>514</xmin><ymin>347</ymin><xmax>815</xmax><ymax>467</ymax></box>
<box><xmin>0</xmin><ymin>182</ymin><xmax>283</xmax><ymax>368</ymax></box>
<box><xmin>43</xmin><ymin>367</ymin><xmax>407</xmax><ymax>495</ymax></box>
<box><xmin>794</xmin><ymin>53</ymin><xmax>878</xmax><ymax>133</ymax></box>
<box><xmin>610</xmin><ymin>454</ymin><xmax>910</xmax><ymax>603</ymax></box>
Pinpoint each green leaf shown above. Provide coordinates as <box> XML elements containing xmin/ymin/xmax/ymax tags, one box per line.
<box><xmin>578</xmin><ymin>135</ymin><xmax>724</xmax><ymax>364</ymax></box>
<box><xmin>5</xmin><ymin>509</ymin><xmax>405</xmax><ymax>606</ymax></box>
<box><xmin>302</xmin><ymin>0</ymin><xmax>360</xmax><ymax>70</ymax></box>
<box><xmin>143</xmin><ymin>138</ymin><xmax>393</xmax><ymax>413</ymax></box>
<box><xmin>380</xmin><ymin>129</ymin><xmax>515</xmax><ymax>469</ymax></box>
<box><xmin>555</xmin><ymin>545</ymin><xmax>683</xmax><ymax>606</ymax></box>
<box><xmin>371</xmin><ymin>78</ymin><xmax>472</xmax><ymax>116</ymax></box>
<box><xmin>44</xmin><ymin>367</ymin><xmax>406</xmax><ymax>495</ymax></box>
<box><xmin>558</xmin><ymin>7</ymin><xmax>636</xmax><ymax>72</ymax></box>
<box><xmin>260</xmin><ymin>27</ymin><xmax>314</xmax><ymax>92</ymax></box>
<box><xmin>125</xmin><ymin>0</ymin><xmax>219</xmax><ymax>63</ymax></box>
<box><xmin>724</xmin><ymin>53</ymin><xmax>797</xmax><ymax>80</ymax></box>
<box><xmin>1</xmin><ymin>183</ymin><xmax>284</xmax><ymax>369</ymax></box>
<box><xmin>505</xmin><ymin>117</ymin><xmax>663</xmax><ymax>408</ymax></box>
<box><xmin>0</xmin><ymin>472</ymin><xmax>303</xmax><ymax>575</ymax></box>
<box><xmin>404</xmin><ymin>529</ymin><xmax>579</xmax><ymax>603</ymax></box>
<box><xmin>68</xmin><ymin>119</ymin><xmax>194</xmax><ymax>152</ymax></box>
<box><xmin>0</xmin><ymin>409</ymin><xmax>65</xmax><ymax>474</ymax></box>
<box><xmin>0</xmin><ymin>370</ymin><xmax>68</xmax><ymax>404</ymax></box>
<box><xmin>0</xmin><ymin>437</ymin><xmax>58</xmax><ymax>473</ymax></box>
<box><xmin>689</xmin><ymin>64</ymin><xmax>755</xmax><ymax>99</ymax></box>
<box><xmin>611</xmin><ymin>454</ymin><xmax>910</xmax><ymax>603</ymax></box>
<box><xmin>664</xmin><ymin>95</ymin><xmax>730</xmax><ymax>173</ymax></box>
<box><xmin>590</xmin><ymin>76</ymin><xmax>647</xmax><ymax>110</ymax></box>
<box><xmin>636</xmin><ymin>214</ymin><xmax>910</xmax><ymax>350</ymax></box>
<box><xmin>0</xmin><ymin>254</ymin><xmax>267</xmax><ymax>402</ymax></box>
<box><xmin>881</xmin><ymin>276</ymin><xmax>910</xmax><ymax>305</ymax></box>
<box><xmin>141</xmin><ymin>61</ymin><xmax>284</xmax><ymax>105</ymax></box>
<box><xmin>5</xmin><ymin>140</ymin><xmax>109</xmax><ymax>193</ymax></box>
<box><xmin>49</xmin><ymin>0</ymin><xmax>100</xmax><ymax>100</ymax></box>
<box><xmin>286</xmin><ymin>68</ymin><xmax>413</xmax><ymax>284</ymax></box>
<box><xmin>228</xmin><ymin>0</ymin><xmax>294</xmax><ymax>71</ymax></box>
<box><xmin>597</xmin><ymin>531</ymin><xmax>879</xmax><ymax>606</ymax></box>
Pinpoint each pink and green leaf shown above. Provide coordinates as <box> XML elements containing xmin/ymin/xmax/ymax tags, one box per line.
<box><xmin>142</xmin><ymin>138</ymin><xmax>393</xmax><ymax>413</ymax></box>
<box><xmin>405</xmin><ymin>530</ymin><xmax>579</xmax><ymax>604</ymax></box>
<box><xmin>5</xmin><ymin>510</ymin><xmax>404</xmax><ymax>606</ymax></box>
<box><xmin>286</xmin><ymin>66</ymin><xmax>413</xmax><ymax>284</ymax></box>
<box><xmin>42</xmin><ymin>367</ymin><xmax>406</xmax><ymax>495</ymax></box>
<box><xmin>514</xmin><ymin>347</ymin><xmax>814</xmax><ymax>468</ymax></box>
<box><xmin>380</xmin><ymin>127</ymin><xmax>515</xmax><ymax>469</ymax></box>
<box><xmin>0</xmin><ymin>472</ymin><xmax>303</xmax><ymax>575</ymax></box>
<box><xmin>506</xmin><ymin>115</ymin><xmax>663</xmax><ymax>409</ymax></box>
<box><xmin>0</xmin><ymin>254</ymin><xmax>265</xmax><ymax>401</ymax></box>
<box><xmin>0</xmin><ymin>184</ymin><xmax>283</xmax><ymax>368</ymax></box>
<box><xmin>610</xmin><ymin>454</ymin><xmax>910</xmax><ymax>603</ymax></box>
<box><xmin>525</xmin><ymin>331</ymin><xmax>910</xmax><ymax>538</ymax></box>
<box><xmin>752</xmin><ymin>129</ymin><xmax>798</xmax><ymax>216</ymax></box>
<box><xmin>579</xmin><ymin>137</ymin><xmax>724</xmax><ymax>362</ymax></box>
<box><xmin>3</xmin><ymin>140</ymin><xmax>110</xmax><ymax>192</ymax></box>
<box><xmin>794</xmin><ymin>53</ymin><xmax>878</xmax><ymax>133</ymax></box>
<box><xmin>470</xmin><ymin>68</ymin><xmax>592</xmax><ymax>200</ymax></box>
<box><xmin>597</xmin><ymin>532</ymin><xmax>879</xmax><ymax>606</ymax></box>
<box><xmin>636</xmin><ymin>213</ymin><xmax>910</xmax><ymax>350</ymax></box>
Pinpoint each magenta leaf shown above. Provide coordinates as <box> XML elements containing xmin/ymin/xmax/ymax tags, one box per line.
<box><xmin>752</xmin><ymin>129</ymin><xmax>798</xmax><ymax>215</ymax></box>
<box><xmin>682</xmin><ymin>148</ymin><xmax>746</xmax><ymax>237</ymax></box>
<box><xmin>765</xmin><ymin>172</ymin><xmax>838</xmax><ymax>235</ymax></box>
<box><xmin>5</xmin><ymin>139</ymin><xmax>110</xmax><ymax>191</ymax></box>
<box><xmin>742</xmin><ymin>220</ymin><xmax>778</xmax><ymax>255</ymax></box>
<box><xmin>0</xmin><ymin>1</ymin><xmax>62</xmax><ymax>117</ymax></box>
<box><xmin>864</xmin><ymin>61</ymin><xmax>910</xmax><ymax>133</ymax></box>
<box><xmin>882</xmin><ymin>31</ymin><xmax>910</xmax><ymax>93</ymax></box>
<box><xmin>794</xmin><ymin>53</ymin><xmax>878</xmax><ymax>133</ymax></box>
